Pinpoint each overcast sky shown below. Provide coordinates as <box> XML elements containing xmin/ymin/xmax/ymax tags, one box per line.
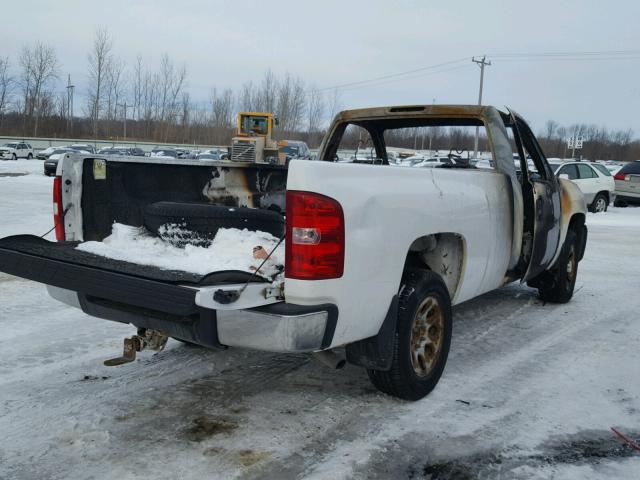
<box><xmin>2</xmin><ymin>0</ymin><xmax>639</xmax><ymax>133</ymax></box>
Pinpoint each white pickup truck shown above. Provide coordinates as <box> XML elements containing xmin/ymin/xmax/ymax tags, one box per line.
<box><xmin>0</xmin><ymin>105</ymin><xmax>588</xmax><ymax>400</ymax></box>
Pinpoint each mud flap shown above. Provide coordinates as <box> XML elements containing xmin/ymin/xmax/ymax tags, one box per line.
<box><xmin>346</xmin><ymin>296</ymin><xmax>398</xmax><ymax>371</ymax></box>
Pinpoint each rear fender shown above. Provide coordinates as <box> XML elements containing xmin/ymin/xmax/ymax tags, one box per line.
<box><xmin>549</xmin><ymin>178</ymin><xmax>587</xmax><ymax>267</ymax></box>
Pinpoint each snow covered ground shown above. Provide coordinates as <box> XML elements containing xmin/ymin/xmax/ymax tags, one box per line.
<box><xmin>0</xmin><ymin>158</ymin><xmax>639</xmax><ymax>480</ymax></box>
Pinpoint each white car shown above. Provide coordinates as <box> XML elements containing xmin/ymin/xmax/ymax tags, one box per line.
<box><xmin>0</xmin><ymin>142</ymin><xmax>34</xmax><ymax>160</ymax></box>
<box><xmin>550</xmin><ymin>161</ymin><xmax>615</xmax><ymax>213</ymax></box>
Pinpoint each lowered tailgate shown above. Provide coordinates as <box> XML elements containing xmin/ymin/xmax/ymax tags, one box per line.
<box><xmin>0</xmin><ymin>235</ymin><xmax>278</xmax><ymax>316</ymax></box>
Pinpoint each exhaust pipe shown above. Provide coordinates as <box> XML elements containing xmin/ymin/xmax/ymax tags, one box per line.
<box><xmin>313</xmin><ymin>350</ymin><xmax>346</xmax><ymax>370</ymax></box>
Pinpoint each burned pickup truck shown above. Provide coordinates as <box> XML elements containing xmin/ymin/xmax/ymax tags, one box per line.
<box><xmin>0</xmin><ymin>105</ymin><xmax>587</xmax><ymax>400</ymax></box>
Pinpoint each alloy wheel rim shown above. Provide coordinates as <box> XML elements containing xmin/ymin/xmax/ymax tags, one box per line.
<box><xmin>409</xmin><ymin>296</ymin><xmax>444</xmax><ymax>377</ymax></box>
<box><xmin>595</xmin><ymin>198</ymin><xmax>606</xmax><ymax>212</ymax></box>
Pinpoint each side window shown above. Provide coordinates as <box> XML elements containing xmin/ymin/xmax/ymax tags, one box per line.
<box><xmin>558</xmin><ymin>164</ymin><xmax>579</xmax><ymax>180</ymax></box>
<box><xmin>577</xmin><ymin>164</ymin><xmax>596</xmax><ymax>179</ymax></box>
<box><xmin>18</xmin><ymin>143</ymin><xmax>25</xmax><ymax>149</ymax></box>
<box><xmin>337</xmin><ymin>124</ymin><xmax>380</xmax><ymax>164</ymax></box>
<box><xmin>591</xmin><ymin>164</ymin><xmax>612</xmax><ymax>177</ymax></box>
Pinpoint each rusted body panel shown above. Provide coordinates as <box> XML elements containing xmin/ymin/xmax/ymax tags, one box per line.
<box><xmin>551</xmin><ymin>178</ymin><xmax>587</xmax><ymax>266</ymax></box>
<box><xmin>201</xmin><ymin>165</ymin><xmax>287</xmax><ymax>211</ymax></box>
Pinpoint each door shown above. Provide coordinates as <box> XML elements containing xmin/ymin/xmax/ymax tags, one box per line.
<box><xmin>573</xmin><ymin>163</ymin><xmax>599</xmax><ymax>204</ymax></box>
<box><xmin>509</xmin><ymin>110</ymin><xmax>561</xmax><ymax>281</ymax></box>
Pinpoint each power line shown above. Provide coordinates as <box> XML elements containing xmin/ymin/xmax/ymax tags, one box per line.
<box><xmin>316</xmin><ymin>57</ymin><xmax>471</xmax><ymax>92</ymax></box>
<box><xmin>490</xmin><ymin>49</ymin><xmax>640</xmax><ymax>58</ymax></box>
<box><xmin>315</xmin><ymin>49</ymin><xmax>640</xmax><ymax>95</ymax></box>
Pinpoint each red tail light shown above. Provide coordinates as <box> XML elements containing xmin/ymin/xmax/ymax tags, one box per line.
<box><xmin>614</xmin><ymin>172</ymin><xmax>628</xmax><ymax>181</ymax></box>
<box><xmin>53</xmin><ymin>176</ymin><xmax>65</xmax><ymax>241</ymax></box>
<box><xmin>285</xmin><ymin>191</ymin><xmax>344</xmax><ymax>280</ymax></box>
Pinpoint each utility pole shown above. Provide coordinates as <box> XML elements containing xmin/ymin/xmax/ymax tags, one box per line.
<box><xmin>66</xmin><ymin>74</ymin><xmax>75</xmax><ymax>136</ymax></box>
<box><xmin>117</xmin><ymin>102</ymin><xmax>132</xmax><ymax>140</ymax></box>
<box><xmin>472</xmin><ymin>56</ymin><xmax>491</xmax><ymax>158</ymax></box>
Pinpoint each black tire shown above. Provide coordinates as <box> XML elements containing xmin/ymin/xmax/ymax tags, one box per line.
<box><xmin>614</xmin><ymin>199</ymin><xmax>627</xmax><ymax>208</ymax></box>
<box><xmin>537</xmin><ymin>229</ymin><xmax>579</xmax><ymax>304</ymax></box>
<box><xmin>27</xmin><ymin>153</ymin><xmax>33</xmax><ymax>160</ymax></box>
<box><xmin>367</xmin><ymin>269</ymin><xmax>452</xmax><ymax>401</ymax></box>
<box><xmin>144</xmin><ymin>201</ymin><xmax>284</xmax><ymax>246</ymax></box>
<box><xmin>12</xmin><ymin>153</ymin><xmax>17</xmax><ymax>160</ymax></box>
<box><xmin>589</xmin><ymin>193</ymin><xmax>608</xmax><ymax>213</ymax></box>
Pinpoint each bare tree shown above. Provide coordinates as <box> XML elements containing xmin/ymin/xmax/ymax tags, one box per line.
<box><xmin>326</xmin><ymin>88</ymin><xmax>342</xmax><ymax>121</ymax></box>
<box><xmin>19</xmin><ymin>42</ymin><xmax>59</xmax><ymax>136</ymax></box>
<box><xmin>156</xmin><ymin>53</ymin><xmax>187</xmax><ymax>141</ymax></box>
<box><xmin>544</xmin><ymin>120</ymin><xmax>558</xmax><ymax>139</ymax></box>
<box><xmin>276</xmin><ymin>73</ymin><xmax>306</xmax><ymax>133</ymax></box>
<box><xmin>105</xmin><ymin>57</ymin><xmax>125</xmax><ymax>136</ymax></box>
<box><xmin>132</xmin><ymin>56</ymin><xmax>143</xmax><ymax>122</ymax></box>
<box><xmin>87</xmin><ymin>28</ymin><xmax>113</xmax><ymax>138</ymax></box>
<box><xmin>0</xmin><ymin>57</ymin><xmax>14</xmax><ymax>129</ymax></box>
<box><xmin>307</xmin><ymin>85</ymin><xmax>324</xmax><ymax>144</ymax></box>
<box><xmin>239</xmin><ymin>80</ymin><xmax>258</xmax><ymax>111</ymax></box>
<box><xmin>260</xmin><ymin>70</ymin><xmax>278</xmax><ymax>112</ymax></box>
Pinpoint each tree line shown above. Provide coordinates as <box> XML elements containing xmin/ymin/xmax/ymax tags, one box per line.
<box><xmin>0</xmin><ymin>29</ymin><xmax>342</xmax><ymax>147</ymax></box>
<box><xmin>0</xmin><ymin>29</ymin><xmax>638</xmax><ymax>159</ymax></box>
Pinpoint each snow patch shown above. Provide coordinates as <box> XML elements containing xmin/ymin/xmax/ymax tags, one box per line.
<box><xmin>76</xmin><ymin>223</ymin><xmax>284</xmax><ymax>279</ymax></box>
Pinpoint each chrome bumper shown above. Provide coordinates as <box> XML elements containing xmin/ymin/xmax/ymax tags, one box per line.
<box><xmin>217</xmin><ymin>303</ymin><xmax>338</xmax><ymax>352</ymax></box>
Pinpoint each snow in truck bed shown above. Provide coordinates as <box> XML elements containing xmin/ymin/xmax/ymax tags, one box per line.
<box><xmin>76</xmin><ymin>223</ymin><xmax>284</xmax><ymax>280</ymax></box>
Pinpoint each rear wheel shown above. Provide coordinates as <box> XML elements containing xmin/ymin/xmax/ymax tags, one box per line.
<box><xmin>27</xmin><ymin>153</ymin><xmax>33</xmax><ymax>160</ymax></box>
<box><xmin>537</xmin><ymin>229</ymin><xmax>578</xmax><ymax>303</ymax></box>
<box><xmin>367</xmin><ymin>270</ymin><xmax>452</xmax><ymax>401</ymax></box>
<box><xmin>590</xmin><ymin>193</ymin><xmax>608</xmax><ymax>213</ymax></box>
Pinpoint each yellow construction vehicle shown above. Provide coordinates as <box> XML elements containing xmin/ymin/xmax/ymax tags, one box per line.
<box><xmin>230</xmin><ymin>112</ymin><xmax>286</xmax><ymax>164</ymax></box>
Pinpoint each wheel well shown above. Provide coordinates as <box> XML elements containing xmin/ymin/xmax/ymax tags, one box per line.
<box><xmin>403</xmin><ymin>233</ymin><xmax>465</xmax><ymax>301</ymax></box>
<box><xmin>568</xmin><ymin>213</ymin><xmax>586</xmax><ymax>261</ymax></box>
<box><xmin>597</xmin><ymin>191</ymin><xmax>609</xmax><ymax>203</ymax></box>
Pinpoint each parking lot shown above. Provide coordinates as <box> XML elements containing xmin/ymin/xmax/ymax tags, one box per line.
<box><xmin>0</xmin><ymin>158</ymin><xmax>638</xmax><ymax>479</ymax></box>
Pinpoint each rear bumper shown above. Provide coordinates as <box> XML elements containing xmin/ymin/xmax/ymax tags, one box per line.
<box><xmin>615</xmin><ymin>192</ymin><xmax>640</xmax><ymax>202</ymax></box>
<box><xmin>49</xmin><ymin>286</ymin><xmax>337</xmax><ymax>352</ymax></box>
<box><xmin>217</xmin><ymin>302</ymin><xmax>338</xmax><ymax>352</ymax></box>
<box><xmin>1</xmin><ymin>234</ymin><xmax>338</xmax><ymax>352</ymax></box>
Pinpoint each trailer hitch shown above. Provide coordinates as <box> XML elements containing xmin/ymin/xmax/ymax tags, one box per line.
<box><xmin>104</xmin><ymin>329</ymin><xmax>169</xmax><ymax>366</ymax></box>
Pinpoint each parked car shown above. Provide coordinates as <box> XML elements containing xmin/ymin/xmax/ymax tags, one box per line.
<box><xmin>69</xmin><ymin>144</ymin><xmax>97</xmax><ymax>154</ymax></box>
<box><xmin>613</xmin><ymin>161</ymin><xmax>640</xmax><ymax>206</ymax></box>
<box><xmin>196</xmin><ymin>149</ymin><xmax>228</xmax><ymax>160</ymax></box>
<box><xmin>549</xmin><ymin>161</ymin><xmax>615</xmax><ymax>213</ymax></box>
<box><xmin>281</xmin><ymin>140</ymin><xmax>311</xmax><ymax>160</ymax></box>
<box><xmin>43</xmin><ymin>148</ymin><xmax>76</xmax><ymax>176</ymax></box>
<box><xmin>412</xmin><ymin>155</ymin><xmax>472</xmax><ymax>168</ymax></box>
<box><xmin>97</xmin><ymin>148</ymin><xmax>130</xmax><ymax>156</ymax></box>
<box><xmin>111</xmin><ymin>145</ymin><xmax>146</xmax><ymax>156</ymax></box>
<box><xmin>0</xmin><ymin>104</ymin><xmax>588</xmax><ymax>401</ymax></box>
<box><xmin>150</xmin><ymin>149</ymin><xmax>178</xmax><ymax>158</ymax></box>
<box><xmin>0</xmin><ymin>142</ymin><xmax>33</xmax><ymax>160</ymax></box>
<box><xmin>36</xmin><ymin>146</ymin><xmax>60</xmax><ymax>160</ymax></box>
